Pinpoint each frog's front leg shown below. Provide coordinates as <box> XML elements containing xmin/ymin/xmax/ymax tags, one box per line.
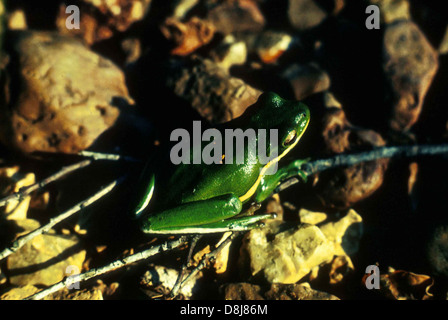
<box><xmin>140</xmin><ymin>194</ymin><xmax>274</xmax><ymax>234</ymax></box>
<box><xmin>254</xmin><ymin>159</ymin><xmax>308</xmax><ymax>203</ymax></box>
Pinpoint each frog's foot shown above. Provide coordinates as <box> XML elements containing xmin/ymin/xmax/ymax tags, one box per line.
<box><xmin>284</xmin><ymin>159</ymin><xmax>310</xmax><ymax>183</ymax></box>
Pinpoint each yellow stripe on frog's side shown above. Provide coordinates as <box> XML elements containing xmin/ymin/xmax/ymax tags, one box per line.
<box><xmin>238</xmin><ymin>122</ymin><xmax>309</xmax><ymax>203</ymax></box>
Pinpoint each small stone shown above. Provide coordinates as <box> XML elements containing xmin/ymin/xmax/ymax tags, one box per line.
<box><xmin>206</xmin><ymin>0</ymin><xmax>265</xmax><ymax>35</ymax></box>
<box><xmin>427</xmin><ymin>225</ymin><xmax>448</xmax><ymax>279</ymax></box>
<box><xmin>210</xmin><ymin>35</ymin><xmax>247</xmax><ymax>70</ymax></box>
<box><xmin>238</xmin><ymin>31</ymin><xmax>293</xmax><ymax>64</ymax></box>
<box><xmin>264</xmin><ymin>283</ymin><xmax>339</xmax><ymax>300</ymax></box>
<box><xmin>165</xmin><ymin>57</ymin><xmax>261</xmax><ymax>123</ymax></box>
<box><xmin>7</xmin><ymin>10</ymin><xmax>27</xmax><ymax>30</ymax></box>
<box><xmin>221</xmin><ymin>282</ymin><xmax>264</xmax><ymax>300</ymax></box>
<box><xmin>281</xmin><ymin>63</ymin><xmax>331</xmax><ymax>100</ymax></box>
<box><xmin>240</xmin><ymin>221</ymin><xmax>334</xmax><ymax>284</ymax></box>
<box><xmin>0</xmin><ymin>31</ymin><xmax>134</xmax><ymax>154</ymax></box>
<box><xmin>288</xmin><ymin>0</ymin><xmax>328</xmax><ymax>31</ymax></box>
<box><xmin>439</xmin><ymin>25</ymin><xmax>448</xmax><ymax>55</ymax></box>
<box><xmin>161</xmin><ymin>17</ymin><xmax>215</xmax><ymax>56</ymax></box>
<box><xmin>298</xmin><ymin>208</ymin><xmax>327</xmax><ymax>225</ymax></box>
<box><xmin>6</xmin><ymin>233</ymin><xmax>86</xmax><ymax>286</ymax></box>
<box><xmin>0</xmin><ymin>285</ymin><xmax>40</xmax><ymax>300</ymax></box>
<box><xmin>140</xmin><ymin>265</ymin><xmax>200</xmax><ymax>299</ymax></box>
<box><xmin>369</xmin><ymin>0</ymin><xmax>410</xmax><ymax>24</ymax></box>
<box><xmin>46</xmin><ymin>287</ymin><xmax>103</xmax><ymax>300</ymax></box>
<box><xmin>383</xmin><ymin>21</ymin><xmax>439</xmax><ymax>131</ymax></box>
<box><xmin>221</xmin><ymin>282</ymin><xmax>339</xmax><ymax>300</ymax></box>
<box><xmin>172</xmin><ymin>0</ymin><xmax>200</xmax><ymax>19</ymax></box>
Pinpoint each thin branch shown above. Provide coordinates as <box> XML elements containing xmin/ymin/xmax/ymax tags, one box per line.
<box><xmin>0</xmin><ymin>177</ymin><xmax>125</xmax><ymax>261</ymax></box>
<box><xmin>25</xmin><ymin>237</ymin><xmax>188</xmax><ymax>300</ymax></box>
<box><xmin>0</xmin><ymin>159</ymin><xmax>92</xmax><ymax>208</ymax></box>
<box><xmin>170</xmin><ymin>235</ymin><xmax>202</xmax><ymax>298</ymax></box>
<box><xmin>177</xmin><ymin>232</ymin><xmax>240</xmax><ymax>294</ymax></box>
<box><xmin>277</xmin><ymin>143</ymin><xmax>448</xmax><ymax>193</ymax></box>
<box><xmin>77</xmin><ymin>151</ymin><xmax>141</xmax><ymax>163</ymax></box>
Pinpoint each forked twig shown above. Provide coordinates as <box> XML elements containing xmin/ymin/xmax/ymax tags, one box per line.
<box><xmin>170</xmin><ymin>235</ymin><xmax>202</xmax><ymax>298</ymax></box>
<box><xmin>25</xmin><ymin>236</ymin><xmax>188</xmax><ymax>300</ymax></box>
<box><xmin>178</xmin><ymin>232</ymin><xmax>240</xmax><ymax>293</ymax></box>
<box><xmin>0</xmin><ymin>159</ymin><xmax>93</xmax><ymax>208</ymax></box>
<box><xmin>0</xmin><ymin>177</ymin><xmax>125</xmax><ymax>261</ymax></box>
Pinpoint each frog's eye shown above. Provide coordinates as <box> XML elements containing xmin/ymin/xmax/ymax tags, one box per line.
<box><xmin>283</xmin><ymin>130</ymin><xmax>297</xmax><ymax>146</ymax></box>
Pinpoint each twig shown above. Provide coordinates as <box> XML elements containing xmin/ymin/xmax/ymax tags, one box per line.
<box><xmin>277</xmin><ymin>143</ymin><xmax>448</xmax><ymax>192</ymax></box>
<box><xmin>78</xmin><ymin>151</ymin><xmax>141</xmax><ymax>163</ymax></box>
<box><xmin>25</xmin><ymin>237</ymin><xmax>188</xmax><ymax>300</ymax></box>
<box><xmin>170</xmin><ymin>235</ymin><xmax>202</xmax><ymax>298</ymax></box>
<box><xmin>178</xmin><ymin>232</ymin><xmax>240</xmax><ymax>292</ymax></box>
<box><xmin>0</xmin><ymin>177</ymin><xmax>124</xmax><ymax>261</ymax></box>
<box><xmin>0</xmin><ymin>159</ymin><xmax>92</xmax><ymax>208</ymax></box>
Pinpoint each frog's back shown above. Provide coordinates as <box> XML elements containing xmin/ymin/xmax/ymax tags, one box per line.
<box><xmin>157</xmin><ymin>160</ymin><xmax>262</xmax><ymax>208</ymax></box>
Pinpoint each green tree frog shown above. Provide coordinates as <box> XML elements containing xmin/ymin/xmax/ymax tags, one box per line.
<box><xmin>131</xmin><ymin>92</ymin><xmax>310</xmax><ymax>234</ymax></box>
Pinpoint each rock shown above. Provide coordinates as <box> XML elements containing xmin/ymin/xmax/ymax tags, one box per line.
<box><xmin>140</xmin><ymin>265</ymin><xmax>200</xmax><ymax>299</ymax></box>
<box><xmin>298</xmin><ymin>208</ymin><xmax>327</xmax><ymax>225</ymax></box>
<box><xmin>377</xmin><ymin>267</ymin><xmax>434</xmax><ymax>300</ymax></box>
<box><xmin>222</xmin><ymin>282</ymin><xmax>339</xmax><ymax>300</ymax></box>
<box><xmin>222</xmin><ymin>282</ymin><xmax>264</xmax><ymax>300</ymax></box>
<box><xmin>165</xmin><ymin>57</ymin><xmax>262</xmax><ymax>123</ymax></box>
<box><xmin>264</xmin><ymin>283</ymin><xmax>339</xmax><ymax>300</ymax></box>
<box><xmin>439</xmin><ymin>25</ymin><xmax>448</xmax><ymax>55</ymax></box>
<box><xmin>288</xmin><ymin>0</ymin><xmax>329</xmax><ymax>31</ymax></box>
<box><xmin>0</xmin><ymin>31</ymin><xmax>134</xmax><ymax>155</ymax></box>
<box><xmin>210</xmin><ymin>35</ymin><xmax>247</xmax><ymax>70</ymax></box>
<box><xmin>306</xmin><ymin>92</ymin><xmax>389</xmax><ymax>209</ymax></box>
<box><xmin>7</xmin><ymin>9</ymin><xmax>27</xmax><ymax>30</ymax></box>
<box><xmin>239</xmin><ymin>208</ymin><xmax>363</xmax><ymax>285</ymax></box>
<box><xmin>6</xmin><ymin>233</ymin><xmax>86</xmax><ymax>286</ymax></box>
<box><xmin>0</xmin><ymin>284</ymin><xmax>39</xmax><ymax>300</ymax></box>
<box><xmin>237</xmin><ymin>30</ymin><xmax>293</xmax><ymax>64</ymax></box>
<box><xmin>318</xmin><ymin>209</ymin><xmax>363</xmax><ymax>257</ymax></box>
<box><xmin>281</xmin><ymin>63</ymin><xmax>331</xmax><ymax>100</ymax></box>
<box><xmin>383</xmin><ymin>21</ymin><xmax>439</xmax><ymax>132</ymax></box>
<box><xmin>171</xmin><ymin>0</ymin><xmax>200</xmax><ymax>20</ymax></box>
<box><xmin>427</xmin><ymin>224</ymin><xmax>448</xmax><ymax>278</ymax></box>
<box><xmin>161</xmin><ymin>17</ymin><xmax>215</xmax><ymax>56</ymax></box>
<box><xmin>369</xmin><ymin>0</ymin><xmax>410</xmax><ymax>24</ymax></box>
<box><xmin>240</xmin><ymin>221</ymin><xmax>334</xmax><ymax>284</ymax></box>
<box><xmin>47</xmin><ymin>287</ymin><xmax>103</xmax><ymax>300</ymax></box>
<box><xmin>206</xmin><ymin>0</ymin><xmax>265</xmax><ymax>35</ymax></box>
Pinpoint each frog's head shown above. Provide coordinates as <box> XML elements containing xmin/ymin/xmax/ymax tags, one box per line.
<box><xmin>248</xmin><ymin>92</ymin><xmax>310</xmax><ymax>157</ymax></box>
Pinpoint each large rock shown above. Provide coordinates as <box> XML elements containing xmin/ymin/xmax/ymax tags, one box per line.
<box><xmin>383</xmin><ymin>21</ymin><xmax>439</xmax><ymax>131</ymax></box>
<box><xmin>6</xmin><ymin>232</ymin><xmax>86</xmax><ymax>287</ymax></box>
<box><xmin>0</xmin><ymin>31</ymin><xmax>133</xmax><ymax>154</ymax></box>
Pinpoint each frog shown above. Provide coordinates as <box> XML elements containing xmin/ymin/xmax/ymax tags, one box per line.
<box><xmin>131</xmin><ymin>92</ymin><xmax>310</xmax><ymax>234</ymax></box>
